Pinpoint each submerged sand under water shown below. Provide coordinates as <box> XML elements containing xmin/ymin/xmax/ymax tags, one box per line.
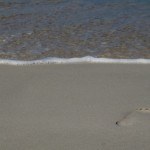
<box><xmin>0</xmin><ymin>0</ymin><xmax>150</xmax><ymax>60</ymax></box>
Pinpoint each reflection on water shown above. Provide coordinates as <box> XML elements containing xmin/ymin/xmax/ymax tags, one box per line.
<box><xmin>0</xmin><ymin>0</ymin><xmax>150</xmax><ymax>60</ymax></box>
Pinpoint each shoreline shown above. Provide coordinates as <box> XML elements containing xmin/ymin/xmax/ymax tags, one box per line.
<box><xmin>1</xmin><ymin>56</ymin><xmax>150</xmax><ymax>65</ymax></box>
<box><xmin>0</xmin><ymin>64</ymin><xmax>150</xmax><ymax>150</ymax></box>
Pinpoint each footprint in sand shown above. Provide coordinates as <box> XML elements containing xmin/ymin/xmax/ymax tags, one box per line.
<box><xmin>116</xmin><ymin>108</ymin><xmax>150</xmax><ymax>127</ymax></box>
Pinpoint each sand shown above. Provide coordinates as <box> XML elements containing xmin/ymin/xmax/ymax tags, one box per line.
<box><xmin>0</xmin><ymin>64</ymin><xmax>150</xmax><ymax>150</ymax></box>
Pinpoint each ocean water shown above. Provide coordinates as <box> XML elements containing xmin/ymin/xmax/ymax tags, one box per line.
<box><xmin>0</xmin><ymin>0</ymin><xmax>150</xmax><ymax>61</ymax></box>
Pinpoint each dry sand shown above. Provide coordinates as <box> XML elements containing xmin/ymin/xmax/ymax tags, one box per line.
<box><xmin>0</xmin><ymin>64</ymin><xmax>150</xmax><ymax>150</ymax></box>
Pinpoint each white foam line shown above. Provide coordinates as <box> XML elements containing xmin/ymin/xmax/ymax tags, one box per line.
<box><xmin>0</xmin><ymin>56</ymin><xmax>150</xmax><ymax>65</ymax></box>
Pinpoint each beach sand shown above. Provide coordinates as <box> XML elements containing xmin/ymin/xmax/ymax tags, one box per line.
<box><xmin>0</xmin><ymin>64</ymin><xmax>150</xmax><ymax>150</ymax></box>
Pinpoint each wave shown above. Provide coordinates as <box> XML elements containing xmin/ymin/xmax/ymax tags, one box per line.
<box><xmin>0</xmin><ymin>56</ymin><xmax>150</xmax><ymax>65</ymax></box>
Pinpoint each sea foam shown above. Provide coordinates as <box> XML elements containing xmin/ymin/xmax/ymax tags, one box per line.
<box><xmin>0</xmin><ymin>56</ymin><xmax>150</xmax><ymax>65</ymax></box>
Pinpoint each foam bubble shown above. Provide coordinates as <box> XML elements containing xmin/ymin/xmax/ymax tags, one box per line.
<box><xmin>0</xmin><ymin>56</ymin><xmax>150</xmax><ymax>65</ymax></box>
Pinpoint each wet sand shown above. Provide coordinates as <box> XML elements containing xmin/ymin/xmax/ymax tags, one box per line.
<box><xmin>0</xmin><ymin>64</ymin><xmax>150</xmax><ymax>150</ymax></box>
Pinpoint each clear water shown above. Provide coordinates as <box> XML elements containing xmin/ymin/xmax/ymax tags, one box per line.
<box><xmin>0</xmin><ymin>0</ymin><xmax>150</xmax><ymax>60</ymax></box>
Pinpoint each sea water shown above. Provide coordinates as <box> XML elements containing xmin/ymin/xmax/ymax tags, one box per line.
<box><xmin>0</xmin><ymin>0</ymin><xmax>150</xmax><ymax>63</ymax></box>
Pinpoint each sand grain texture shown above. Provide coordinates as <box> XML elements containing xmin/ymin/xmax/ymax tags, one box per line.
<box><xmin>0</xmin><ymin>64</ymin><xmax>150</xmax><ymax>150</ymax></box>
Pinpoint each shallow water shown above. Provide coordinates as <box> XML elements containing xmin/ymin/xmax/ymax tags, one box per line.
<box><xmin>0</xmin><ymin>0</ymin><xmax>150</xmax><ymax>60</ymax></box>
